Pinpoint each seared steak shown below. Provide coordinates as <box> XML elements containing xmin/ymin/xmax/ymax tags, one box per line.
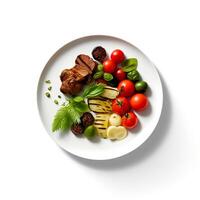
<box><xmin>60</xmin><ymin>78</ymin><xmax>83</xmax><ymax>95</ymax></box>
<box><xmin>75</xmin><ymin>54</ymin><xmax>97</xmax><ymax>73</ymax></box>
<box><xmin>60</xmin><ymin>54</ymin><xmax>97</xmax><ymax>95</ymax></box>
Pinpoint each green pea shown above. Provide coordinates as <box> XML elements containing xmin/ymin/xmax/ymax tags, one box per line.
<box><xmin>135</xmin><ymin>81</ymin><xmax>148</xmax><ymax>92</ymax></box>
<box><xmin>84</xmin><ymin>125</ymin><xmax>96</xmax><ymax>139</ymax></box>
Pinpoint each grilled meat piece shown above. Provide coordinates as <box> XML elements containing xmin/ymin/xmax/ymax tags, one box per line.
<box><xmin>60</xmin><ymin>78</ymin><xmax>83</xmax><ymax>95</ymax></box>
<box><xmin>75</xmin><ymin>54</ymin><xmax>97</xmax><ymax>73</ymax></box>
<box><xmin>72</xmin><ymin>64</ymin><xmax>91</xmax><ymax>79</ymax></box>
<box><xmin>92</xmin><ymin>46</ymin><xmax>107</xmax><ymax>63</ymax></box>
<box><xmin>60</xmin><ymin>54</ymin><xmax>97</xmax><ymax>95</ymax></box>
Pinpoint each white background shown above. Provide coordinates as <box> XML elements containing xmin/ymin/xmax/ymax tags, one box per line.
<box><xmin>0</xmin><ymin>0</ymin><xmax>200</xmax><ymax>199</ymax></box>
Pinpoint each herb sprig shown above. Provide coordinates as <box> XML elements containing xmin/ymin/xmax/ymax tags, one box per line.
<box><xmin>52</xmin><ymin>84</ymin><xmax>105</xmax><ymax>132</ymax></box>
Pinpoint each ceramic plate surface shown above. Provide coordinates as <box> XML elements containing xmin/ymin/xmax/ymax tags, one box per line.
<box><xmin>37</xmin><ymin>35</ymin><xmax>163</xmax><ymax>160</ymax></box>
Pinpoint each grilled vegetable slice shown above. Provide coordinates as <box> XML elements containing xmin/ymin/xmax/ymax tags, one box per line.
<box><xmin>94</xmin><ymin>114</ymin><xmax>110</xmax><ymax>138</ymax></box>
<box><xmin>100</xmin><ymin>86</ymin><xmax>119</xmax><ymax>99</ymax></box>
<box><xmin>88</xmin><ymin>98</ymin><xmax>112</xmax><ymax>113</ymax></box>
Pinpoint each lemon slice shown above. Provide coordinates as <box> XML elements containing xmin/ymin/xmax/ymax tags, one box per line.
<box><xmin>107</xmin><ymin>126</ymin><xmax>127</xmax><ymax>140</ymax></box>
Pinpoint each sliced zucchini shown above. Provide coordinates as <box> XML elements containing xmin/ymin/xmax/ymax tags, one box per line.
<box><xmin>94</xmin><ymin>114</ymin><xmax>110</xmax><ymax>138</ymax></box>
<box><xmin>100</xmin><ymin>86</ymin><xmax>119</xmax><ymax>99</ymax></box>
<box><xmin>88</xmin><ymin>98</ymin><xmax>112</xmax><ymax>113</ymax></box>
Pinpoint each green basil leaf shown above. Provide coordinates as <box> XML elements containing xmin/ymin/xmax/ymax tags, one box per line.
<box><xmin>82</xmin><ymin>84</ymin><xmax>105</xmax><ymax>99</ymax></box>
<box><xmin>103</xmin><ymin>73</ymin><xmax>113</xmax><ymax>81</ymax></box>
<box><xmin>122</xmin><ymin>58</ymin><xmax>138</xmax><ymax>68</ymax></box>
<box><xmin>127</xmin><ymin>70</ymin><xmax>141</xmax><ymax>81</ymax></box>
<box><xmin>74</xmin><ymin>102</ymin><xmax>88</xmax><ymax>113</ymax></box>
<box><xmin>122</xmin><ymin>65</ymin><xmax>137</xmax><ymax>72</ymax></box>
<box><xmin>73</xmin><ymin>96</ymin><xmax>84</xmax><ymax>102</ymax></box>
<box><xmin>93</xmin><ymin>71</ymin><xmax>104</xmax><ymax>79</ymax></box>
<box><xmin>52</xmin><ymin>106</ymin><xmax>70</xmax><ymax>132</ymax></box>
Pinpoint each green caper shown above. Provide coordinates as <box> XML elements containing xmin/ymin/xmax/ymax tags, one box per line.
<box><xmin>54</xmin><ymin>99</ymin><xmax>59</xmax><ymax>105</ymax></box>
<box><xmin>45</xmin><ymin>92</ymin><xmax>51</xmax><ymax>98</ymax></box>
<box><xmin>97</xmin><ymin>64</ymin><xmax>104</xmax><ymax>71</ymax></box>
<box><xmin>84</xmin><ymin>125</ymin><xmax>96</xmax><ymax>139</ymax></box>
<box><xmin>48</xmin><ymin>86</ymin><xmax>52</xmax><ymax>91</ymax></box>
<box><xmin>135</xmin><ymin>81</ymin><xmax>148</xmax><ymax>92</ymax></box>
<box><xmin>45</xmin><ymin>80</ymin><xmax>51</xmax><ymax>84</ymax></box>
<box><xmin>103</xmin><ymin>73</ymin><xmax>113</xmax><ymax>81</ymax></box>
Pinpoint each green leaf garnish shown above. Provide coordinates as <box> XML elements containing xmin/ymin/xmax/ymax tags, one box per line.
<box><xmin>52</xmin><ymin>83</ymin><xmax>105</xmax><ymax>133</ymax></box>
<box><xmin>52</xmin><ymin>106</ymin><xmax>70</xmax><ymax>132</ymax></box>
<box><xmin>122</xmin><ymin>58</ymin><xmax>138</xmax><ymax>72</ymax></box>
<box><xmin>122</xmin><ymin>65</ymin><xmax>137</xmax><ymax>72</ymax></box>
<box><xmin>82</xmin><ymin>84</ymin><xmax>105</xmax><ymax>99</ymax></box>
<box><xmin>73</xmin><ymin>96</ymin><xmax>84</xmax><ymax>103</ymax></box>
<box><xmin>74</xmin><ymin>102</ymin><xmax>88</xmax><ymax>113</ymax></box>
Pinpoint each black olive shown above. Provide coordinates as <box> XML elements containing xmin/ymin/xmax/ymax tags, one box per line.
<box><xmin>92</xmin><ymin>46</ymin><xmax>107</xmax><ymax>63</ymax></box>
<box><xmin>81</xmin><ymin>112</ymin><xmax>94</xmax><ymax>127</ymax></box>
<box><xmin>71</xmin><ymin>123</ymin><xmax>84</xmax><ymax>135</ymax></box>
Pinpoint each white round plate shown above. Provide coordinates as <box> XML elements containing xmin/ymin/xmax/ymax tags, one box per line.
<box><xmin>37</xmin><ymin>35</ymin><xmax>163</xmax><ymax>160</ymax></box>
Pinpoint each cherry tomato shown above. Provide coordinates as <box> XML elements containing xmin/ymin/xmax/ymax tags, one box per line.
<box><xmin>112</xmin><ymin>97</ymin><xmax>130</xmax><ymax>116</ymax></box>
<box><xmin>130</xmin><ymin>93</ymin><xmax>149</xmax><ymax>111</ymax></box>
<box><xmin>103</xmin><ymin>59</ymin><xmax>117</xmax><ymax>73</ymax></box>
<box><xmin>118</xmin><ymin>80</ymin><xmax>135</xmax><ymax>97</ymax></box>
<box><xmin>111</xmin><ymin>49</ymin><xmax>125</xmax><ymax>64</ymax></box>
<box><xmin>122</xmin><ymin>112</ymin><xmax>138</xmax><ymax>129</ymax></box>
<box><xmin>115</xmin><ymin>68</ymin><xmax>126</xmax><ymax>81</ymax></box>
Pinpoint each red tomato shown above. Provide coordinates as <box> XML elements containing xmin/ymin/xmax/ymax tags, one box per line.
<box><xmin>122</xmin><ymin>112</ymin><xmax>138</xmax><ymax>129</ymax></box>
<box><xmin>103</xmin><ymin>59</ymin><xmax>117</xmax><ymax>73</ymax></box>
<box><xmin>118</xmin><ymin>80</ymin><xmax>135</xmax><ymax>97</ymax></box>
<box><xmin>112</xmin><ymin>97</ymin><xmax>130</xmax><ymax>116</ymax></box>
<box><xmin>130</xmin><ymin>93</ymin><xmax>149</xmax><ymax>111</ymax></box>
<box><xmin>111</xmin><ymin>49</ymin><xmax>125</xmax><ymax>64</ymax></box>
<box><xmin>114</xmin><ymin>68</ymin><xmax>126</xmax><ymax>81</ymax></box>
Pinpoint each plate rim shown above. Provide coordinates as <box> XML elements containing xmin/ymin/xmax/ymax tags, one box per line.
<box><xmin>37</xmin><ymin>34</ymin><xmax>163</xmax><ymax>160</ymax></box>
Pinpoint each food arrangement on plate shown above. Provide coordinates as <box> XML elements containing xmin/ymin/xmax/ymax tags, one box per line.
<box><xmin>45</xmin><ymin>47</ymin><xmax>150</xmax><ymax>141</ymax></box>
